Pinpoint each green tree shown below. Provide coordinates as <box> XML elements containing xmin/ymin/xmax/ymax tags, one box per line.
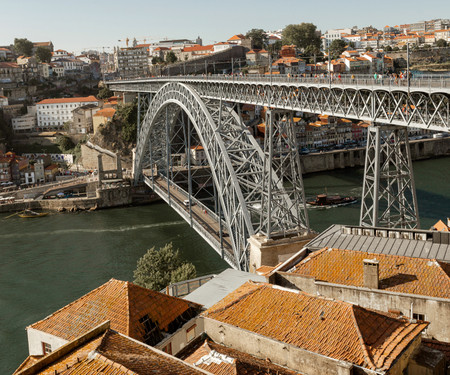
<box><xmin>152</xmin><ymin>56</ymin><xmax>164</xmax><ymax>65</ymax></box>
<box><xmin>329</xmin><ymin>39</ymin><xmax>347</xmax><ymax>58</ymax></box>
<box><xmin>393</xmin><ymin>46</ymin><xmax>400</xmax><ymax>51</ymax></box>
<box><xmin>116</xmin><ymin>101</ymin><xmax>138</xmax><ymax>143</ymax></box>
<box><xmin>384</xmin><ymin>45</ymin><xmax>392</xmax><ymax>52</ymax></box>
<box><xmin>365</xmin><ymin>46</ymin><xmax>374</xmax><ymax>52</ymax></box>
<box><xmin>166</xmin><ymin>51</ymin><xmax>177</xmax><ymax>64</ymax></box>
<box><xmin>282</xmin><ymin>23</ymin><xmax>321</xmax><ymax>51</ymax></box>
<box><xmin>348</xmin><ymin>41</ymin><xmax>356</xmax><ymax>49</ymax></box>
<box><xmin>14</xmin><ymin>38</ymin><xmax>33</xmax><ymax>56</ymax></box>
<box><xmin>35</xmin><ymin>46</ymin><xmax>52</xmax><ymax>63</ymax></box>
<box><xmin>56</xmin><ymin>134</ymin><xmax>75</xmax><ymax>152</ymax></box>
<box><xmin>97</xmin><ymin>86</ymin><xmax>113</xmax><ymax>99</ymax></box>
<box><xmin>246</xmin><ymin>28</ymin><xmax>268</xmax><ymax>49</ymax></box>
<box><xmin>436</xmin><ymin>39</ymin><xmax>448</xmax><ymax>48</ymax></box>
<box><xmin>133</xmin><ymin>242</ymin><xmax>197</xmax><ymax>290</ymax></box>
<box><xmin>402</xmin><ymin>44</ymin><xmax>408</xmax><ymax>51</ymax></box>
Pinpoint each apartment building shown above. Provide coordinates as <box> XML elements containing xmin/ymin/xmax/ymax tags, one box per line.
<box><xmin>114</xmin><ymin>46</ymin><xmax>149</xmax><ymax>78</ymax></box>
<box><xmin>36</xmin><ymin>96</ymin><xmax>99</xmax><ymax>131</ymax></box>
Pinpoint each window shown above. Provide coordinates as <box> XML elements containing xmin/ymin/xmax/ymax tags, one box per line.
<box><xmin>413</xmin><ymin>313</ymin><xmax>425</xmax><ymax>321</ymax></box>
<box><xmin>186</xmin><ymin>324</ymin><xmax>196</xmax><ymax>343</ymax></box>
<box><xmin>42</xmin><ymin>342</ymin><xmax>52</xmax><ymax>354</ymax></box>
<box><xmin>162</xmin><ymin>342</ymin><xmax>172</xmax><ymax>355</ymax></box>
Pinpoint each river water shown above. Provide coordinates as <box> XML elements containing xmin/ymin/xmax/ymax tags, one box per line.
<box><xmin>1</xmin><ymin>156</ymin><xmax>449</xmax><ymax>373</ymax></box>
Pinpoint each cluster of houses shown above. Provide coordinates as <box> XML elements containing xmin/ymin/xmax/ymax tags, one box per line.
<box><xmin>0</xmin><ymin>152</ymin><xmax>59</xmax><ymax>186</ymax></box>
<box><xmin>322</xmin><ymin>18</ymin><xmax>450</xmax><ymax>50</ymax></box>
<box><xmin>0</xmin><ymin>41</ymin><xmax>99</xmax><ymax>85</ymax></box>
<box><xmin>12</xmin><ymin>220</ymin><xmax>450</xmax><ymax>374</ymax></box>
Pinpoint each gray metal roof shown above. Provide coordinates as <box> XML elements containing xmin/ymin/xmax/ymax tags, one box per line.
<box><xmin>305</xmin><ymin>224</ymin><xmax>450</xmax><ymax>262</ymax></box>
<box><xmin>183</xmin><ymin>268</ymin><xmax>265</xmax><ymax>308</ymax></box>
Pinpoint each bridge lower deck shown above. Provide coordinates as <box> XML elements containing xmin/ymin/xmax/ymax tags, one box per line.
<box><xmin>144</xmin><ymin>175</ymin><xmax>236</xmax><ymax>267</ymax></box>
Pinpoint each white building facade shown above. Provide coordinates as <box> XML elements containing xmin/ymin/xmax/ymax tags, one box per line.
<box><xmin>12</xmin><ymin>115</ymin><xmax>36</xmax><ymax>132</ymax></box>
<box><xmin>322</xmin><ymin>28</ymin><xmax>353</xmax><ymax>49</ymax></box>
<box><xmin>36</xmin><ymin>96</ymin><xmax>99</xmax><ymax>131</ymax></box>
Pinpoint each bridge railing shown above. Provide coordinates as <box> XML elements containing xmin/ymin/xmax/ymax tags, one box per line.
<box><xmin>109</xmin><ymin>73</ymin><xmax>450</xmax><ymax>91</ymax></box>
<box><xmin>158</xmin><ymin>174</ymin><xmax>221</xmax><ymax>223</ymax></box>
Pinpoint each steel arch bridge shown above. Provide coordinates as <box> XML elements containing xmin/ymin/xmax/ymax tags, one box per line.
<box><xmin>108</xmin><ymin>75</ymin><xmax>449</xmax><ymax>270</ymax></box>
<box><xmin>135</xmin><ymin>82</ymin><xmax>308</xmax><ymax>270</ymax></box>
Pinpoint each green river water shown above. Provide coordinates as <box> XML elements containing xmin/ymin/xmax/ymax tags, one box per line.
<box><xmin>1</xmin><ymin>156</ymin><xmax>449</xmax><ymax>373</ymax></box>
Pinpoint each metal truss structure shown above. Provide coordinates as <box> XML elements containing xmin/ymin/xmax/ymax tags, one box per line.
<box><xmin>109</xmin><ymin>76</ymin><xmax>450</xmax><ymax>132</ymax></box>
<box><xmin>107</xmin><ymin>76</ymin><xmax>449</xmax><ymax>266</ymax></box>
<box><xmin>360</xmin><ymin>125</ymin><xmax>420</xmax><ymax>229</ymax></box>
<box><xmin>260</xmin><ymin>110</ymin><xmax>309</xmax><ymax>237</ymax></box>
<box><xmin>134</xmin><ymin>82</ymin><xmax>308</xmax><ymax>270</ymax></box>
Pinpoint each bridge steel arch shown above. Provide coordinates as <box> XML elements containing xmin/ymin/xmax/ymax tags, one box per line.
<box><xmin>134</xmin><ymin>82</ymin><xmax>309</xmax><ymax>270</ymax></box>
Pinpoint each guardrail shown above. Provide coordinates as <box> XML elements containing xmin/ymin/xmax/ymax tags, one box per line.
<box><xmin>162</xmin><ymin>274</ymin><xmax>216</xmax><ymax>297</ymax></box>
<box><xmin>108</xmin><ymin>73</ymin><xmax>450</xmax><ymax>91</ymax></box>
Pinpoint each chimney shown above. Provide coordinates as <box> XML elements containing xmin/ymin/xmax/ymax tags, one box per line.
<box><xmin>363</xmin><ymin>259</ymin><xmax>379</xmax><ymax>289</ymax></box>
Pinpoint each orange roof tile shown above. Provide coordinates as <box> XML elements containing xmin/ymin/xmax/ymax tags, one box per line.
<box><xmin>29</xmin><ymin>279</ymin><xmax>202</xmax><ymax>343</ymax></box>
<box><xmin>94</xmin><ymin>108</ymin><xmax>116</xmax><ymax>118</ymax></box>
<box><xmin>16</xmin><ymin>328</ymin><xmax>207</xmax><ymax>375</ymax></box>
<box><xmin>203</xmin><ymin>282</ymin><xmax>427</xmax><ymax>371</ymax></box>
<box><xmin>289</xmin><ymin>248</ymin><xmax>450</xmax><ymax>298</ymax></box>
<box><xmin>180</xmin><ymin>337</ymin><xmax>301</xmax><ymax>375</ymax></box>
<box><xmin>228</xmin><ymin>34</ymin><xmax>246</xmax><ymax>41</ymax></box>
<box><xmin>183</xmin><ymin>45</ymin><xmax>214</xmax><ymax>53</ymax></box>
<box><xmin>38</xmin><ymin>96</ymin><xmax>98</xmax><ymax>105</ymax></box>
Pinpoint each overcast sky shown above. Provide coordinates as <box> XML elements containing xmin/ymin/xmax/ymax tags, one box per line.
<box><xmin>2</xmin><ymin>0</ymin><xmax>449</xmax><ymax>54</ymax></box>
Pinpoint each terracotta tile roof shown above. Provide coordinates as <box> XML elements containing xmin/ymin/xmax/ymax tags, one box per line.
<box><xmin>422</xmin><ymin>338</ymin><xmax>450</xmax><ymax>362</ymax></box>
<box><xmin>179</xmin><ymin>337</ymin><xmax>302</xmax><ymax>375</ymax></box>
<box><xmin>289</xmin><ymin>248</ymin><xmax>450</xmax><ymax>298</ymax></box>
<box><xmin>203</xmin><ymin>282</ymin><xmax>427</xmax><ymax>371</ymax></box>
<box><xmin>13</xmin><ymin>355</ymin><xmax>43</xmax><ymax>374</ymax></box>
<box><xmin>37</xmin><ymin>96</ymin><xmax>98</xmax><ymax>105</ymax></box>
<box><xmin>16</xmin><ymin>328</ymin><xmax>208</xmax><ymax>375</ymax></box>
<box><xmin>94</xmin><ymin>108</ymin><xmax>116</xmax><ymax>117</ymax></box>
<box><xmin>0</xmin><ymin>62</ymin><xmax>20</xmax><ymax>68</ymax></box>
<box><xmin>255</xmin><ymin>265</ymin><xmax>276</xmax><ymax>276</ymax></box>
<box><xmin>29</xmin><ymin>279</ymin><xmax>202</xmax><ymax>343</ymax></box>
<box><xmin>228</xmin><ymin>34</ymin><xmax>246</xmax><ymax>41</ymax></box>
<box><xmin>183</xmin><ymin>45</ymin><xmax>214</xmax><ymax>53</ymax></box>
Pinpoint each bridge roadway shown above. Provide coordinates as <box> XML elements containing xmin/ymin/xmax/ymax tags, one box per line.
<box><xmin>108</xmin><ymin>74</ymin><xmax>450</xmax><ymax>132</ymax></box>
<box><xmin>143</xmin><ymin>174</ymin><xmax>236</xmax><ymax>268</ymax></box>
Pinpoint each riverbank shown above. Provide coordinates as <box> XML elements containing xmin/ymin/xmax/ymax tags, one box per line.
<box><xmin>300</xmin><ymin>137</ymin><xmax>450</xmax><ymax>174</ymax></box>
<box><xmin>0</xmin><ymin>184</ymin><xmax>160</xmax><ymax>213</ymax></box>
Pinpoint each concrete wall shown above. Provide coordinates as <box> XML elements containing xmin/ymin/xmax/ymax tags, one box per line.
<box><xmin>27</xmin><ymin>327</ymin><xmax>68</xmax><ymax>356</ymax></box>
<box><xmin>157</xmin><ymin>46</ymin><xmax>247</xmax><ymax>76</ymax></box>
<box><xmin>81</xmin><ymin>144</ymin><xmax>117</xmax><ymax>170</ymax></box>
<box><xmin>155</xmin><ymin>316</ymin><xmax>204</xmax><ymax>355</ymax></box>
<box><xmin>96</xmin><ymin>185</ymin><xmax>132</xmax><ymax>208</ymax></box>
<box><xmin>203</xmin><ymin>317</ymin><xmax>368</xmax><ymax>375</ymax></box>
<box><xmin>274</xmin><ymin>272</ymin><xmax>450</xmax><ymax>342</ymax></box>
<box><xmin>248</xmin><ymin>233</ymin><xmax>317</xmax><ymax>273</ymax></box>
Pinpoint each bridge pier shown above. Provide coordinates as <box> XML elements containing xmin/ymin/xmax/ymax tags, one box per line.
<box><xmin>248</xmin><ymin>232</ymin><xmax>317</xmax><ymax>273</ymax></box>
<box><xmin>360</xmin><ymin>124</ymin><xmax>420</xmax><ymax>229</ymax></box>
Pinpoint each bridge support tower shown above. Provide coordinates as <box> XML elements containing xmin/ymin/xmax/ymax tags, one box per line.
<box><xmin>360</xmin><ymin>124</ymin><xmax>420</xmax><ymax>229</ymax></box>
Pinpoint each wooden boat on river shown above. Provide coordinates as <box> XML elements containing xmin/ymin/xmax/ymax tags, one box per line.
<box><xmin>307</xmin><ymin>194</ymin><xmax>357</xmax><ymax>207</ymax></box>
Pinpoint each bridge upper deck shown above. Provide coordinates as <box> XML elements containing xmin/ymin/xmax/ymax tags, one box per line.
<box><xmin>108</xmin><ymin>74</ymin><xmax>450</xmax><ymax>95</ymax></box>
<box><xmin>108</xmin><ymin>74</ymin><xmax>450</xmax><ymax>132</ymax></box>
